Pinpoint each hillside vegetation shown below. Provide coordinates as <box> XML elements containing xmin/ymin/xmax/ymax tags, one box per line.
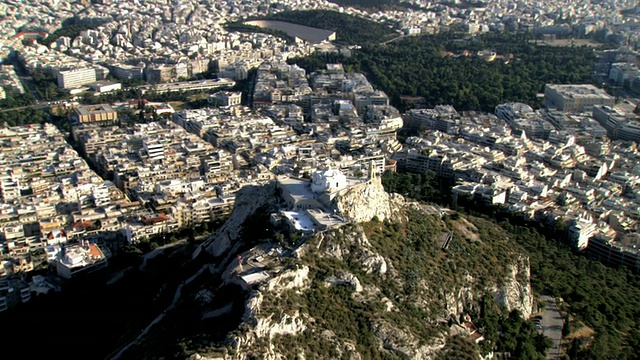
<box><xmin>98</xmin><ymin>177</ymin><xmax>551</xmax><ymax>359</ymax></box>
<box><xmin>382</xmin><ymin>170</ymin><xmax>640</xmax><ymax>359</ymax></box>
<box><xmin>202</xmin><ymin>207</ymin><xmax>545</xmax><ymax>359</ymax></box>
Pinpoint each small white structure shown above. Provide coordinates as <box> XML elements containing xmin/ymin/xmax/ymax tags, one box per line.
<box><xmin>311</xmin><ymin>168</ymin><xmax>347</xmax><ymax>194</ymax></box>
<box><xmin>88</xmin><ymin>81</ymin><xmax>122</xmax><ymax>94</ymax></box>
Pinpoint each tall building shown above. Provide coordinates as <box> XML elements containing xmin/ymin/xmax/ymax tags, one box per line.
<box><xmin>56</xmin><ymin>68</ymin><xmax>97</xmax><ymax>89</ymax></box>
<box><xmin>588</xmin><ymin>234</ymin><xmax>640</xmax><ymax>273</ymax></box>
<box><xmin>353</xmin><ymin>91</ymin><xmax>389</xmax><ymax>114</ymax></box>
<box><xmin>143</xmin><ymin>140</ymin><xmax>164</xmax><ymax>162</ymax></box>
<box><xmin>544</xmin><ymin>84</ymin><xmax>614</xmax><ymax>113</ymax></box>
<box><xmin>592</xmin><ymin>105</ymin><xmax>640</xmax><ymax>141</ymax></box>
<box><xmin>55</xmin><ymin>243</ymin><xmax>107</xmax><ymax>279</ymax></box>
<box><xmin>568</xmin><ymin>215</ymin><xmax>597</xmax><ymax>250</ymax></box>
<box><xmin>408</xmin><ymin>105</ymin><xmax>459</xmax><ymax>133</ymax></box>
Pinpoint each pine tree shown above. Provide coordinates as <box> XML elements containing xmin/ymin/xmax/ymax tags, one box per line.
<box><xmin>562</xmin><ymin>313</ymin><xmax>571</xmax><ymax>337</ymax></box>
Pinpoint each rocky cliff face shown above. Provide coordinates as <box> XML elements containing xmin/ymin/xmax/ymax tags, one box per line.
<box><xmin>199</xmin><ymin>182</ymin><xmax>278</xmax><ymax>258</ymax></box>
<box><xmin>332</xmin><ymin>178</ymin><xmax>414</xmax><ymax>223</ymax></box>
<box><xmin>493</xmin><ymin>256</ymin><xmax>535</xmax><ymax>319</ymax></box>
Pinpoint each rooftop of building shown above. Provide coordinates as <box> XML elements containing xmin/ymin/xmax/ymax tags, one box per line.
<box><xmin>74</xmin><ymin>104</ymin><xmax>116</xmax><ymax>115</ymax></box>
<box><xmin>59</xmin><ymin>243</ymin><xmax>106</xmax><ymax>268</ymax></box>
<box><xmin>281</xmin><ymin>210</ymin><xmax>316</xmax><ymax>232</ymax></box>
<box><xmin>277</xmin><ymin>176</ymin><xmax>315</xmax><ymax>202</ymax></box>
<box><xmin>546</xmin><ymin>84</ymin><xmax>613</xmax><ymax>99</ymax></box>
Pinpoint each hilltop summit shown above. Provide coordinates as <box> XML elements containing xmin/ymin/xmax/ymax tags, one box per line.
<box><xmin>182</xmin><ymin>178</ymin><xmax>534</xmax><ymax>359</ymax></box>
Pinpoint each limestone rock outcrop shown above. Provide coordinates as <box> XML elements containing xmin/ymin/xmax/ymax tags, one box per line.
<box><xmin>201</xmin><ymin>182</ymin><xmax>278</xmax><ymax>258</ymax></box>
<box><xmin>332</xmin><ymin>178</ymin><xmax>413</xmax><ymax>223</ymax></box>
<box><xmin>494</xmin><ymin>256</ymin><xmax>535</xmax><ymax>319</ymax></box>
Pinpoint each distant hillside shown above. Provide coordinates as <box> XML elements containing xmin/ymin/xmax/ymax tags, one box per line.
<box><xmin>262</xmin><ymin>10</ymin><xmax>399</xmax><ymax>45</ymax></box>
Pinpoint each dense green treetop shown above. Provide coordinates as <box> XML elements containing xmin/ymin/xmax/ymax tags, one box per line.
<box><xmin>0</xmin><ymin>87</ymin><xmax>36</xmax><ymax>109</ymax></box>
<box><xmin>0</xmin><ymin>107</ymin><xmax>47</xmax><ymax>127</ymax></box>
<box><xmin>291</xmin><ymin>32</ymin><xmax>598</xmax><ymax>112</ymax></box>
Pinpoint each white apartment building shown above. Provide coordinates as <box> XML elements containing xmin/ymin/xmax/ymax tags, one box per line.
<box><xmin>57</xmin><ymin>68</ymin><xmax>97</xmax><ymax>89</ymax></box>
<box><xmin>143</xmin><ymin>140</ymin><xmax>164</xmax><ymax>162</ymax></box>
<box><xmin>569</xmin><ymin>216</ymin><xmax>598</xmax><ymax>250</ymax></box>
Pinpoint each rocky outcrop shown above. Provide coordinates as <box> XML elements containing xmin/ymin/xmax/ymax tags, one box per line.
<box><xmin>332</xmin><ymin>178</ymin><xmax>413</xmax><ymax>223</ymax></box>
<box><xmin>374</xmin><ymin>321</ymin><xmax>448</xmax><ymax>359</ymax></box>
<box><xmin>200</xmin><ymin>182</ymin><xmax>278</xmax><ymax>258</ymax></box>
<box><xmin>232</xmin><ymin>265</ymin><xmax>311</xmax><ymax>357</ymax></box>
<box><xmin>494</xmin><ymin>256</ymin><xmax>534</xmax><ymax>319</ymax></box>
<box><xmin>316</xmin><ymin>227</ymin><xmax>390</xmax><ymax>277</ymax></box>
<box><xmin>188</xmin><ymin>354</ymin><xmax>224</xmax><ymax>360</ymax></box>
<box><xmin>440</xmin><ymin>261</ymin><xmax>534</xmax><ymax>321</ymax></box>
<box><xmin>324</xmin><ymin>272</ymin><xmax>363</xmax><ymax>292</ymax></box>
<box><xmin>254</xmin><ymin>311</ymin><xmax>307</xmax><ymax>339</ymax></box>
<box><xmin>443</xmin><ymin>281</ymin><xmax>477</xmax><ymax>318</ymax></box>
<box><xmin>266</xmin><ymin>266</ymin><xmax>310</xmax><ymax>292</ymax></box>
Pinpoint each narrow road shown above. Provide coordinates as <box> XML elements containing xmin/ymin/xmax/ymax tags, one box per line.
<box><xmin>139</xmin><ymin>239</ymin><xmax>187</xmax><ymax>271</ymax></box>
<box><xmin>540</xmin><ymin>295</ymin><xmax>563</xmax><ymax>359</ymax></box>
<box><xmin>108</xmin><ymin>263</ymin><xmax>215</xmax><ymax>360</ymax></box>
<box><xmin>0</xmin><ymin>103</ymin><xmax>48</xmax><ymax>112</ymax></box>
<box><xmin>380</xmin><ymin>34</ymin><xmax>406</xmax><ymax>45</ymax></box>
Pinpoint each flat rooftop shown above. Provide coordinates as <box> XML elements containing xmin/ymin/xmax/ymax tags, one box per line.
<box><xmin>138</xmin><ymin>78</ymin><xmax>235</xmax><ymax>94</ymax></box>
<box><xmin>240</xmin><ymin>271</ymin><xmax>270</xmax><ymax>285</ymax></box>
<box><xmin>614</xmin><ymin>234</ymin><xmax>640</xmax><ymax>255</ymax></box>
<box><xmin>75</xmin><ymin>104</ymin><xmax>116</xmax><ymax>115</ymax></box>
<box><xmin>89</xmin><ymin>80</ymin><xmax>121</xmax><ymax>87</ymax></box>
<box><xmin>546</xmin><ymin>84</ymin><xmax>613</xmax><ymax>99</ymax></box>
<box><xmin>282</xmin><ymin>210</ymin><xmax>316</xmax><ymax>232</ymax></box>
<box><xmin>277</xmin><ymin>176</ymin><xmax>315</xmax><ymax>202</ymax></box>
<box><xmin>307</xmin><ymin>208</ymin><xmax>347</xmax><ymax>229</ymax></box>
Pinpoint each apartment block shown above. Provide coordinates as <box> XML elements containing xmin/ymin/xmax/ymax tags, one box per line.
<box><xmin>544</xmin><ymin>84</ymin><xmax>614</xmax><ymax>113</ymax></box>
<box><xmin>110</xmin><ymin>63</ymin><xmax>145</xmax><ymax>80</ymax></box>
<box><xmin>57</xmin><ymin>68</ymin><xmax>97</xmax><ymax>89</ymax></box>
